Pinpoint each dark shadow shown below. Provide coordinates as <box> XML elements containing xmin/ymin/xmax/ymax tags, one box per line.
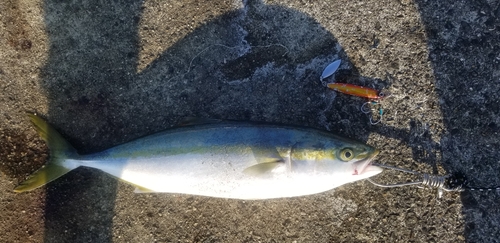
<box><xmin>41</xmin><ymin>0</ymin><xmax>143</xmax><ymax>242</ymax></box>
<box><xmin>371</xmin><ymin>119</ymin><xmax>441</xmax><ymax>171</ymax></box>
<box><xmin>36</xmin><ymin>0</ymin><xmax>441</xmax><ymax>242</ymax></box>
<box><xmin>414</xmin><ymin>0</ymin><xmax>500</xmax><ymax>241</ymax></box>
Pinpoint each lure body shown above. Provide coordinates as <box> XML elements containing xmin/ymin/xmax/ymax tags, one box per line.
<box><xmin>15</xmin><ymin>114</ymin><xmax>382</xmax><ymax>200</ymax></box>
<box><xmin>327</xmin><ymin>83</ymin><xmax>383</xmax><ymax>99</ymax></box>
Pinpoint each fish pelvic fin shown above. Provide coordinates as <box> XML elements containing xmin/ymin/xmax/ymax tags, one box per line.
<box><xmin>14</xmin><ymin>113</ymin><xmax>80</xmax><ymax>193</ymax></box>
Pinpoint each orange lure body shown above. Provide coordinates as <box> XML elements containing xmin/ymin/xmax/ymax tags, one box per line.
<box><xmin>327</xmin><ymin>83</ymin><xmax>382</xmax><ymax>99</ymax></box>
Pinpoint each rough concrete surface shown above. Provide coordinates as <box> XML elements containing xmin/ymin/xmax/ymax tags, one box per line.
<box><xmin>1</xmin><ymin>0</ymin><xmax>499</xmax><ymax>242</ymax></box>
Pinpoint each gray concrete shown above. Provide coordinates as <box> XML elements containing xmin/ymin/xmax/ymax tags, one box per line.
<box><xmin>1</xmin><ymin>0</ymin><xmax>499</xmax><ymax>242</ymax></box>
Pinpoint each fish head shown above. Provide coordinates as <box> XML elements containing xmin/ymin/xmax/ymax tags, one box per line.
<box><xmin>290</xmin><ymin>137</ymin><xmax>382</xmax><ymax>184</ymax></box>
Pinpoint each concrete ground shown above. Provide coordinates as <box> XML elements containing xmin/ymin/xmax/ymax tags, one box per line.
<box><xmin>1</xmin><ymin>0</ymin><xmax>499</xmax><ymax>242</ymax></box>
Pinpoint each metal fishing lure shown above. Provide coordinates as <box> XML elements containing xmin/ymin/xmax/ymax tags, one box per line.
<box><xmin>320</xmin><ymin>60</ymin><xmax>341</xmax><ymax>81</ymax></box>
<box><xmin>327</xmin><ymin>83</ymin><xmax>386</xmax><ymax>100</ymax></box>
<box><xmin>320</xmin><ymin>60</ymin><xmax>389</xmax><ymax>124</ymax></box>
<box><xmin>325</xmin><ymin>83</ymin><xmax>389</xmax><ymax>124</ymax></box>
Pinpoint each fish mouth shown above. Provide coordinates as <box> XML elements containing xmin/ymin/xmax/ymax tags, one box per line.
<box><xmin>353</xmin><ymin>149</ymin><xmax>382</xmax><ymax>176</ymax></box>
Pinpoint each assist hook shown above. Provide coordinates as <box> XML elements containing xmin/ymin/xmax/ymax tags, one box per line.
<box><xmin>367</xmin><ymin>163</ymin><xmax>467</xmax><ymax>198</ymax></box>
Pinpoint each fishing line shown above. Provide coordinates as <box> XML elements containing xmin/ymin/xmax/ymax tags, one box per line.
<box><xmin>368</xmin><ymin>163</ymin><xmax>500</xmax><ymax>198</ymax></box>
<box><xmin>164</xmin><ymin>42</ymin><xmax>290</xmax><ymax>83</ymax></box>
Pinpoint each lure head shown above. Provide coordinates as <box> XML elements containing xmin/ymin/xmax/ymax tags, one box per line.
<box><xmin>289</xmin><ymin>136</ymin><xmax>382</xmax><ymax>187</ymax></box>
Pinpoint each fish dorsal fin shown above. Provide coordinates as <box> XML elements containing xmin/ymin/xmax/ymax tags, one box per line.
<box><xmin>177</xmin><ymin>117</ymin><xmax>222</xmax><ymax>126</ymax></box>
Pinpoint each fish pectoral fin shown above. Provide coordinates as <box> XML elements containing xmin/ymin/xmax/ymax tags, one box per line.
<box><xmin>134</xmin><ymin>186</ymin><xmax>156</xmax><ymax>193</ymax></box>
<box><xmin>252</xmin><ymin>146</ymin><xmax>284</xmax><ymax>164</ymax></box>
<box><xmin>245</xmin><ymin>146</ymin><xmax>285</xmax><ymax>176</ymax></box>
<box><xmin>243</xmin><ymin>160</ymin><xmax>283</xmax><ymax>176</ymax></box>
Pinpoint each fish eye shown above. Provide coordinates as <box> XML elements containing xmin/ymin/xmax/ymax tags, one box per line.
<box><xmin>340</xmin><ymin>148</ymin><xmax>354</xmax><ymax>161</ymax></box>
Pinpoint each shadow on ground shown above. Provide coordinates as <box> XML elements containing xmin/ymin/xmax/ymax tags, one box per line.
<box><xmin>3</xmin><ymin>0</ymin><xmax>498</xmax><ymax>241</ymax></box>
<box><xmin>38</xmin><ymin>0</ymin><xmax>382</xmax><ymax>241</ymax></box>
<box><xmin>39</xmin><ymin>0</ymin><xmax>144</xmax><ymax>241</ymax></box>
<box><xmin>415</xmin><ymin>0</ymin><xmax>500</xmax><ymax>241</ymax></box>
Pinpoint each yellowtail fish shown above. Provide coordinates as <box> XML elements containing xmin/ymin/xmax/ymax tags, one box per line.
<box><xmin>14</xmin><ymin>114</ymin><xmax>382</xmax><ymax>199</ymax></box>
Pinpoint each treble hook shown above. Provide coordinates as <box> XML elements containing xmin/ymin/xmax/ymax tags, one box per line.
<box><xmin>361</xmin><ymin>101</ymin><xmax>383</xmax><ymax>125</ymax></box>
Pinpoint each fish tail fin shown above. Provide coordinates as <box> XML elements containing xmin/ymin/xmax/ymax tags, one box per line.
<box><xmin>14</xmin><ymin>113</ymin><xmax>80</xmax><ymax>192</ymax></box>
